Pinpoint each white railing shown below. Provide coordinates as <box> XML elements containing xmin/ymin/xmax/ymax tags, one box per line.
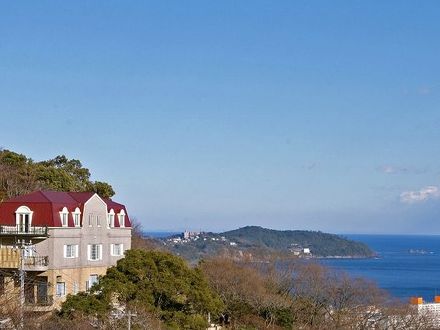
<box><xmin>0</xmin><ymin>225</ymin><xmax>48</xmax><ymax>236</ymax></box>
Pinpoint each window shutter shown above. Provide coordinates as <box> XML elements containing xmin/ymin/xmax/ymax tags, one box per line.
<box><xmin>99</xmin><ymin>244</ymin><xmax>102</xmax><ymax>260</ymax></box>
<box><xmin>63</xmin><ymin>245</ymin><xmax>67</xmax><ymax>258</ymax></box>
<box><xmin>87</xmin><ymin>245</ymin><xmax>90</xmax><ymax>260</ymax></box>
<box><xmin>75</xmin><ymin>245</ymin><xmax>79</xmax><ymax>258</ymax></box>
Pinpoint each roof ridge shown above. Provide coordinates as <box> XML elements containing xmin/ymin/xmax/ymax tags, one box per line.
<box><xmin>36</xmin><ymin>190</ymin><xmax>52</xmax><ymax>202</ymax></box>
<box><xmin>67</xmin><ymin>191</ymin><xmax>95</xmax><ymax>204</ymax></box>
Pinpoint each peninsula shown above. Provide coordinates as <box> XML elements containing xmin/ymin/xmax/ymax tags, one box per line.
<box><xmin>157</xmin><ymin>226</ymin><xmax>375</xmax><ymax>263</ymax></box>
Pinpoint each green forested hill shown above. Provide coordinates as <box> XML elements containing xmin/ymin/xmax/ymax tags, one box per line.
<box><xmin>223</xmin><ymin>226</ymin><xmax>374</xmax><ymax>257</ymax></box>
<box><xmin>160</xmin><ymin>226</ymin><xmax>375</xmax><ymax>262</ymax></box>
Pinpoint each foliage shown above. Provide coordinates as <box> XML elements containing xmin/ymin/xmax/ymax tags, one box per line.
<box><xmin>59</xmin><ymin>249</ymin><xmax>224</xmax><ymax>329</ymax></box>
<box><xmin>0</xmin><ymin>149</ymin><xmax>115</xmax><ymax>200</ymax></box>
<box><xmin>58</xmin><ymin>292</ymin><xmax>110</xmax><ymax>319</ymax></box>
<box><xmin>223</xmin><ymin>226</ymin><xmax>374</xmax><ymax>257</ymax></box>
<box><xmin>160</xmin><ymin>226</ymin><xmax>374</xmax><ymax>264</ymax></box>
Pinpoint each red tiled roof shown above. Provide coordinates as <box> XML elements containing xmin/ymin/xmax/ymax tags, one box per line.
<box><xmin>0</xmin><ymin>191</ymin><xmax>131</xmax><ymax>228</ymax></box>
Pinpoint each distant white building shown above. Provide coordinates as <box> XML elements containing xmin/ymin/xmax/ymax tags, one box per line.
<box><xmin>411</xmin><ymin>296</ymin><xmax>440</xmax><ymax>326</ymax></box>
<box><xmin>183</xmin><ymin>230</ymin><xmax>202</xmax><ymax>240</ymax></box>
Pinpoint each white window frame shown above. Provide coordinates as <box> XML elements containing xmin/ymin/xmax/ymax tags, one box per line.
<box><xmin>118</xmin><ymin>209</ymin><xmax>126</xmax><ymax>228</ymax></box>
<box><xmin>96</xmin><ymin>215</ymin><xmax>101</xmax><ymax>227</ymax></box>
<box><xmin>72</xmin><ymin>207</ymin><xmax>81</xmax><ymax>227</ymax></box>
<box><xmin>87</xmin><ymin>244</ymin><xmax>102</xmax><ymax>261</ymax></box>
<box><xmin>59</xmin><ymin>207</ymin><xmax>69</xmax><ymax>227</ymax></box>
<box><xmin>56</xmin><ymin>282</ymin><xmax>66</xmax><ymax>297</ymax></box>
<box><xmin>63</xmin><ymin>244</ymin><xmax>79</xmax><ymax>258</ymax></box>
<box><xmin>108</xmin><ymin>209</ymin><xmax>115</xmax><ymax>228</ymax></box>
<box><xmin>88</xmin><ymin>214</ymin><xmax>93</xmax><ymax>227</ymax></box>
<box><xmin>111</xmin><ymin>243</ymin><xmax>124</xmax><ymax>256</ymax></box>
<box><xmin>15</xmin><ymin>206</ymin><xmax>33</xmax><ymax>232</ymax></box>
<box><xmin>24</xmin><ymin>245</ymin><xmax>34</xmax><ymax>257</ymax></box>
<box><xmin>86</xmin><ymin>274</ymin><xmax>99</xmax><ymax>291</ymax></box>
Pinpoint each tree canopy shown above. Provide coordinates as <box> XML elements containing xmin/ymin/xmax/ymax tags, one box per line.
<box><xmin>59</xmin><ymin>249</ymin><xmax>224</xmax><ymax>329</ymax></box>
<box><xmin>0</xmin><ymin>149</ymin><xmax>115</xmax><ymax>200</ymax></box>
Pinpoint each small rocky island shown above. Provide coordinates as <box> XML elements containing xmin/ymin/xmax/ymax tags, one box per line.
<box><xmin>408</xmin><ymin>249</ymin><xmax>434</xmax><ymax>255</ymax></box>
<box><xmin>154</xmin><ymin>226</ymin><xmax>375</xmax><ymax>263</ymax></box>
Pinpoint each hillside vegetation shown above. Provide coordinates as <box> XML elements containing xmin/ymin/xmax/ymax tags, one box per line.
<box><xmin>160</xmin><ymin>226</ymin><xmax>374</xmax><ymax>263</ymax></box>
<box><xmin>224</xmin><ymin>226</ymin><xmax>374</xmax><ymax>257</ymax></box>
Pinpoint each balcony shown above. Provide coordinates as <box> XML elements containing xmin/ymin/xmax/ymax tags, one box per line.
<box><xmin>23</xmin><ymin>256</ymin><xmax>49</xmax><ymax>271</ymax></box>
<box><xmin>0</xmin><ymin>248</ymin><xmax>48</xmax><ymax>271</ymax></box>
<box><xmin>25</xmin><ymin>294</ymin><xmax>54</xmax><ymax>312</ymax></box>
<box><xmin>0</xmin><ymin>225</ymin><xmax>48</xmax><ymax>238</ymax></box>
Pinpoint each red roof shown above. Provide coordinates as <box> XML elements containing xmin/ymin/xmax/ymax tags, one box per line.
<box><xmin>0</xmin><ymin>191</ymin><xmax>131</xmax><ymax>228</ymax></box>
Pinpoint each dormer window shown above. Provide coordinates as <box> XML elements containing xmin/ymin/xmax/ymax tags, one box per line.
<box><xmin>118</xmin><ymin>210</ymin><xmax>126</xmax><ymax>228</ymax></box>
<box><xmin>60</xmin><ymin>207</ymin><xmax>69</xmax><ymax>227</ymax></box>
<box><xmin>15</xmin><ymin>206</ymin><xmax>33</xmax><ymax>233</ymax></box>
<box><xmin>107</xmin><ymin>209</ymin><xmax>115</xmax><ymax>228</ymax></box>
<box><xmin>72</xmin><ymin>207</ymin><xmax>81</xmax><ymax>227</ymax></box>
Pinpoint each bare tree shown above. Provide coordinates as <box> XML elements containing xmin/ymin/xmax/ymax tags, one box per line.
<box><xmin>200</xmin><ymin>257</ymin><xmax>291</xmax><ymax>329</ymax></box>
<box><xmin>130</xmin><ymin>218</ymin><xmax>161</xmax><ymax>251</ymax></box>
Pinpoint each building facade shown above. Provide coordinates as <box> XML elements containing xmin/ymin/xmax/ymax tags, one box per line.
<box><xmin>0</xmin><ymin>191</ymin><xmax>131</xmax><ymax>311</ymax></box>
<box><xmin>410</xmin><ymin>296</ymin><xmax>440</xmax><ymax>326</ymax></box>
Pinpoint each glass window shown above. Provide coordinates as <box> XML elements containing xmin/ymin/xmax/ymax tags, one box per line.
<box><xmin>73</xmin><ymin>282</ymin><xmax>79</xmax><ymax>294</ymax></box>
<box><xmin>24</xmin><ymin>245</ymin><xmax>34</xmax><ymax>257</ymax></box>
<box><xmin>73</xmin><ymin>213</ymin><xmax>80</xmax><ymax>227</ymax></box>
<box><xmin>111</xmin><ymin>243</ymin><xmax>123</xmax><ymax>256</ymax></box>
<box><xmin>61</xmin><ymin>213</ymin><xmax>68</xmax><ymax>226</ymax></box>
<box><xmin>64</xmin><ymin>244</ymin><xmax>78</xmax><ymax>258</ymax></box>
<box><xmin>88</xmin><ymin>244</ymin><xmax>102</xmax><ymax>261</ymax></box>
<box><xmin>108</xmin><ymin>211</ymin><xmax>115</xmax><ymax>228</ymax></box>
<box><xmin>86</xmin><ymin>274</ymin><xmax>99</xmax><ymax>291</ymax></box>
<box><xmin>56</xmin><ymin>282</ymin><xmax>65</xmax><ymax>297</ymax></box>
<box><xmin>88</xmin><ymin>214</ymin><xmax>93</xmax><ymax>226</ymax></box>
<box><xmin>117</xmin><ymin>210</ymin><xmax>126</xmax><ymax>228</ymax></box>
<box><xmin>60</xmin><ymin>207</ymin><xmax>69</xmax><ymax>227</ymax></box>
<box><xmin>16</xmin><ymin>206</ymin><xmax>33</xmax><ymax>233</ymax></box>
<box><xmin>96</xmin><ymin>215</ymin><xmax>101</xmax><ymax>227</ymax></box>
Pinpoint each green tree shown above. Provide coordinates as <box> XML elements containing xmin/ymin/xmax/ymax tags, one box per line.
<box><xmin>0</xmin><ymin>149</ymin><xmax>115</xmax><ymax>199</ymax></box>
<box><xmin>87</xmin><ymin>181</ymin><xmax>115</xmax><ymax>199</ymax></box>
<box><xmin>59</xmin><ymin>249</ymin><xmax>224</xmax><ymax>329</ymax></box>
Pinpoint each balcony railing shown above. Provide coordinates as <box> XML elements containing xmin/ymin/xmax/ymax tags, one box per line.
<box><xmin>26</xmin><ymin>294</ymin><xmax>53</xmax><ymax>306</ymax></box>
<box><xmin>25</xmin><ymin>294</ymin><xmax>54</xmax><ymax>311</ymax></box>
<box><xmin>0</xmin><ymin>248</ymin><xmax>49</xmax><ymax>271</ymax></box>
<box><xmin>0</xmin><ymin>225</ymin><xmax>48</xmax><ymax>237</ymax></box>
<box><xmin>23</xmin><ymin>256</ymin><xmax>49</xmax><ymax>271</ymax></box>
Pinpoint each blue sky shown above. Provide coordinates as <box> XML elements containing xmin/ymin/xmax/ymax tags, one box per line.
<box><xmin>1</xmin><ymin>1</ymin><xmax>440</xmax><ymax>233</ymax></box>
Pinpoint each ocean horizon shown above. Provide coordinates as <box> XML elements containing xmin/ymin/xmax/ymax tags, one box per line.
<box><xmin>322</xmin><ymin>234</ymin><xmax>440</xmax><ymax>302</ymax></box>
<box><xmin>145</xmin><ymin>231</ymin><xmax>440</xmax><ymax>302</ymax></box>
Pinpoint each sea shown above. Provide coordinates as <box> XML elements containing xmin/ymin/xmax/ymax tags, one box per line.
<box><xmin>322</xmin><ymin>235</ymin><xmax>440</xmax><ymax>302</ymax></box>
<box><xmin>145</xmin><ymin>232</ymin><xmax>440</xmax><ymax>303</ymax></box>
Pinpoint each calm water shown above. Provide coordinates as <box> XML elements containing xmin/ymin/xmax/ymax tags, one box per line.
<box><xmin>322</xmin><ymin>235</ymin><xmax>440</xmax><ymax>302</ymax></box>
